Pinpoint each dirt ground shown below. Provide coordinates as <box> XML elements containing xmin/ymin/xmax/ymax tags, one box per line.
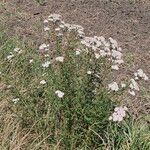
<box><xmin>0</xmin><ymin>0</ymin><xmax>150</xmax><ymax>115</ymax></box>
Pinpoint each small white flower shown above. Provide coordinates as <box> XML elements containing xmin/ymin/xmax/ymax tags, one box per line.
<box><xmin>39</xmin><ymin>43</ymin><xmax>48</xmax><ymax>50</ymax></box>
<box><xmin>143</xmin><ymin>74</ymin><xmax>149</xmax><ymax>81</ymax></box>
<box><xmin>75</xmin><ymin>50</ymin><xmax>81</xmax><ymax>55</ymax></box>
<box><xmin>0</xmin><ymin>71</ymin><xmax>1</xmax><ymax>75</ymax></box>
<box><xmin>113</xmin><ymin>59</ymin><xmax>124</xmax><ymax>64</ymax></box>
<box><xmin>40</xmin><ymin>80</ymin><xmax>47</xmax><ymax>85</ymax></box>
<box><xmin>18</xmin><ymin>50</ymin><xmax>22</xmax><ymax>54</ymax></box>
<box><xmin>121</xmin><ymin>83</ymin><xmax>126</xmax><ymax>88</ymax></box>
<box><xmin>7</xmin><ymin>85</ymin><xmax>12</xmax><ymax>88</ymax></box>
<box><xmin>109</xmin><ymin>106</ymin><xmax>128</xmax><ymax>122</ymax></box>
<box><xmin>123</xmin><ymin>106</ymin><xmax>128</xmax><ymax>111</ymax></box>
<box><xmin>14</xmin><ymin>48</ymin><xmax>20</xmax><ymax>52</ymax></box>
<box><xmin>48</xmin><ymin>14</ymin><xmax>61</xmax><ymax>22</ymax></box>
<box><xmin>55</xmin><ymin>90</ymin><xmax>64</xmax><ymax>98</ymax></box>
<box><xmin>42</xmin><ymin>61</ymin><xmax>51</xmax><ymax>68</ymax></box>
<box><xmin>44</xmin><ymin>19</ymin><xmax>48</xmax><ymax>23</ymax></box>
<box><xmin>130</xmin><ymin>79</ymin><xmax>139</xmax><ymax>91</ymax></box>
<box><xmin>128</xmin><ymin>90</ymin><xmax>135</xmax><ymax>96</ymax></box>
<box><xmin>55</xmin><ymin>28</ymin><xmax>61</xmax><ymax>31</ymax></box>
<box><xmin>57</xmin><ymin>33</ymin><xmax>63</xmax><ymax>37</ymax></box>
<box><xmin>112</xmin><ymin>50</ymin><xmax>122</xmax><ymax>60</ymax></box>
<box><xmin>135</xmin><ymin>69</ymin><xmax>149</xmax><ymax>81</ymax></box>
<box><xmin>29</xmin><ymin>59</ymin><xmax>33</xmax><ymax>63</ymax></box>
<box><xmin>99</xmin><ymin>50</ymin><xmax>107</xmax><ymax>57</ymax></box>
<box><xmin>7</xmin><ymin>54</ymin><xmax>14</xmax><ymax>60</ymax></box>
<box><xmin>111</xmin><ymin>65</ymin><xmax>119</xmax><ymax>70</ymax></box>
<box><xmin>44</xmin><ymin>27</ymin><xmax>50</xmax><ymax>31</ymax></box>
<box><xmin>87</xmin><ymin>71</ymin><xmax>92</xmax><ymax>75</ymax></box>
<box><xmin>59</xmin><ymin>24</ymin><xmax>65</xmax><ymax>28</ymax></box>
<box><xmin>108</xmin><ymin>116</ymin><xmax>112</xmax><ymax>120</ymax></box>
<box><xmin>95</xmin><ymin>53</ymin><xmax>100</xmax><ymax>59</ymax></box>
<box><xmin>108</xmin><ymin>82</ymin><xmax>119</xmax><ymax>91</ymax></box>
<box><xmin>12</xmin><ymin>98</ymin><xmax>20</xmax><ymax>104</ymax></box>
<box><xmin>45</xmin><ymin>54</ymin><xmax>50</xmax><ymax>57</ymax></box>
<box><xmin>55</xmin><ymin>56</ymin><xmax>64</xmax><ymax>62</ymax></box>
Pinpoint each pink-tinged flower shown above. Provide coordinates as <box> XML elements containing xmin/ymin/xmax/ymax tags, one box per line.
<box><xmin>39</xmin><ymin>43</ymin><xmax>48</xmax><ymax>51</ymax></box>
<box><xmin>44</xmin><ymin>19</ymin><xmax>48</xmax><ymax>23</ymax></box>
<box><xmin>109</xmin><ymin>106</ymin><xmax>128</xmax><ymax>122</ymax></box>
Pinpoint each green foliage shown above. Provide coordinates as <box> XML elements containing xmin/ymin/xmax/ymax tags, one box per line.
<box><xmin>35</xmin><ymin>0</ymin><xmax>45</xmax><ymax>5</ymax></box>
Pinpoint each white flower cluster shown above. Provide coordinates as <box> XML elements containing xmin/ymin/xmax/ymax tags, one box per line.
<box><xmin>40</xmin><ymin>80</ymin><xmax>47</xmax><ymax>85</ymax></box>
<box><xmin>39</xmin><ymin>43</ymin><xmax>49</xmax><ymax>52</ymax></box>
<box><xmin>108</xmin><ymin>81</ymin><xmax>127</xmax><ymax>92</ymax></box>
<box><xmin>134</xmin><ymin>69</ymin><xmax>149</xmax><ymax>81</ymax></box>
<box><xmin>6</xmin><ymin>48</ymin><xmax>22</xmax><ymax>61</ymax></box>
<box><xmin>55</xmin><ymin>56</ymin><xmax>64</xmax><ymax>62</ymax></box>
<box><xmin>48</xmin><ymin>14</ymin><xmax>62</xmax><ymax>22</ymax></box>
<box><xmin>46</xmin><ymin>14</ymin><xmax>85</xmax><ymax>38</ymax></box>
<box><xmin>12</xmin><ymin>98</ymin><xmax>20</xmax><ymax>104</ymax></box>
<box><xmin>108</xmin><ymin>82</ymin><xmax>119</xmax><ymax>91</ymax></box>
<box><xmin>43</xmin><ymin>14</ymin><xmax>123</xmax><ymax>70</ymax></box>
<box><xmin>14</xmin><ymin>48</ymin><xmax>22</xmax><ymax>54</ymax></box>
<box><xmin>55</xmin><ymin>90</ymin><xmax>64</xmax><ymax>98</ymax></box>
<box><xmin>109</xmin><ymin>106</ymin><xmax>128</xmax><ymax>122</ymax></box>
<box><xmin>42</xmin><ymin>61</ymin><xmax>51</xmax><ymax>68</ymax></box>
<box><xmin>6</xmin><ymin>53</ymin><xmax>14</xmax><ymax>61</ymax></box>
<box><xmin>80</xmin><ymin>36</ymin><xmax>123</xmax><ymax>70</ymax></box>
<box><xmin>128</xmin><ymin>78</ymin><xmax>139</xmax><ymax>96</ymax></box>
<box><xmin>128</xmin><ymin>69</ymin><xmax>148</xmax><ymax>96</ymax></box>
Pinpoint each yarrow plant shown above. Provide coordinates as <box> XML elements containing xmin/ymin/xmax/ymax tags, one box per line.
<box><xmin>0</xmin><ymin>13</ymin><xmax>149</xmax><ymax>150</ymax></box>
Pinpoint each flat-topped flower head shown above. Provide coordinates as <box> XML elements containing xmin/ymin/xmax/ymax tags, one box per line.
<box><xmin>111</xmin><ymin>65</ymin><xmax>119</xmax><ymax>70</ymax></box>
<box><xmin>109</xmin><ymin>106</ymin><xmax>128</xmax><ymax>122</ymax></box>
<box><xmin>42</xmin><ymin>61</ymin><xmax>51</xmax><ymax>68</ymax></box>
<box><xmin>29</xmin><ymin>59</ymin><xmax>33</xmax><ymax>63</ymax></box>
<box><xmin>40</xmin><ymin>80</ymin><xmax>47</xmax><ymax>85</ymax></box>
<box><xmin>87</xmin><ymin>71</ymin><xmax>92</xmax><ymax>75</ymax></box>
<box><xmin>134</xmin><ymin>69</ymin><xmax>149</xmax><ymax>81</ymax></box>
<box><xmin>12</xmin><ymin>98</ymin><xmax>20</xmax><ymax>104</ymax></box>
<box><xmin>55</xmin><ymin>56</ymin><xmax>64</xmax><ymax>62</ymax></box>
<box><xmin>128</xmin><ymin>90</ymin><xmax>135</xmax><ymax>96</ymax></box>
<box><xmin>44</xmin><ymin>27</ymin><xmax>50</xmax><ymax>31</ymax></box>
<box><xmin>55</xmin><ymin>90</ymin><xmax>64</xmax><ymax>98</ymax></box>
<box><xmin>44</xmin><ymin>19</ymin><xmax>48</xmax><ymax>23</ymax></box>
<box><xmin>14</xmin><ymin>48</ymin><xmax>20</xmax><ymax>52</ymax></box>
<box><xmin>39</xmin><ymin>43</ymin><xmax>49</xmax><ymax>52</ymax></box>
<box><xmin>75</xmin><ymin>49</ymin><xmax>81</xmax><ymax>55</ymax></box>
<box><xmin>7</xmin><ymin>54</ymin><xmax>14</xmax><ymax>61</ymax></box>
<box><xmin>108</xmin><ymin>82</ymin><xmax>119</xmax><ymax>91</ymax></box>
<box><xmin>129</xmin><ymin>78</ymin><xmax>139</xmax><ymax>91</ymax></box>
